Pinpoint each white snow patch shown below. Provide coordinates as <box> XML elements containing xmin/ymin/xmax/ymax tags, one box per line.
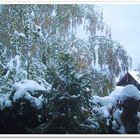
<box><xmin>94</xmin><ymin>106</ymin><xmax>110</xmax><ymax>118</ymax></box>
<box><xmin>93</xmin><ymin>95</ymin><xmax>116</xmax><ymax>108</ymax></box>
<box><xmin>31</xmin><ymin>11</ymin><xmax>35</xmax><ymax>18</ymax></box>
<box><xmin>113</xmin><ymin>109</ymin><xmax>122</xmax><ymax>124</ymax></box>
<box><xmin>112</xmin><ymin>109</ymin><xmax>126</xmax><ymax>134</ymax></box>
<box><xmin>93</xmin><ymin>84</ymin><xmax>140</xmax><ymax>109</ymax></box>
<box><xmin>86</xmin><ymin>87</ymin><xmax>90</xmax><ymax>92</ymax></box>
<box><xmin>18</xmin><ymin>32</ymin><xmax>26</xmax><ymax>38</ymax></box>
<box><xmin>92</xmin><ymin>60</ymin><xmax>101</xmax><ymax>71</ymax></box>
<box><xmin>12</xmin><ymin>80</ymin><xmax>48</xmax><ymax>109</ymax></box>
<box><xmin>32</xmin><ymin>95</ymin><xmax>44</xmax><ymax>110</ymax></box>
<box><xmin>14</xmin><ymin>30</ymin><xmax>25</xmax><ymax>38</ymax></box>
<box><xmin>4</xmin><ymin>55</ymin><xmax>27</xmax><ymax>80</ymax></box>
<box><xmin>15</xmin><ymin>55</ymin><xmax>21</xmax><ymax>72</ymax></box>
<box><xmin>110</xmin><ymin>85</ymin><xmax>140</xmax><ymax>101</ymax></box>
<box><xmin>93</xmin><ymin>84</ymin><xmax>140</xmax><ymax>133</ymax></box>
<box><xmin>71</xmin><ymin>46</ymin><xmax>78</xmax><ymax>53</ymax></box>
<box><xmin>0</xmin><ymin>94</ymin><xmax>12</xmax><ymax>110</ymax></box>
<box><xmin>51</xmin><ymin>9</ymin><xmax>56</xmax><ymax>17</ymax></box>
<box><xmin>35</xmin><ymin>78</ymin><xmax>52</xmax><ymax>92</ymax></box>
<box><xmin>109</xmin><ymin>86</ymin><xmax>124</xmax><ymax>99</ymax></box>
<box><xmin>12</xmin><ymin>80</ymin><xmax>47</xmax><ymax>95</ymax></box>
<box><xmin>24</xmin><ymin>92</ymin><xmax>33</xmax><ymax>100</ymax></box>
<box><xmin>71</xmin><ymin>94</ymin><xmax>80</xmax><ymax>98</ymax></box>
<box><xmin>6</xmin><ymin>58</ymin><xmax>14</xmax><ymax>71</ymax></box>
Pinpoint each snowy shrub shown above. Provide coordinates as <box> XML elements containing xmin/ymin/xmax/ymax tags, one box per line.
<box><xmin>0</xmin><ymin>94</ymin><xmax>12</xmax><ymax>110</ymax></box>
<box><xmin>0</xmin><ymin>79</ymin><xmax>50</xmax><ymax>133</ymax></box>
<box><xmin>0</xmin><ymin>99</ymin><xmax>43</xmax><ymax>134</ymax></box>
<box><xmin>92</xmin><ymin>85</ymin><xmax>140</xmax><ymax>134</ymax></box>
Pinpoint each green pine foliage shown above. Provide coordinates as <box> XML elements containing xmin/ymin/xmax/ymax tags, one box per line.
<box><xmin>37</xmin><ymin>53</ymin><xmax>94</xmax><ymax>134</ymax></box>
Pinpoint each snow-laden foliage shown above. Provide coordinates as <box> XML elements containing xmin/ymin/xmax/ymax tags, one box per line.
<box><xmin>0</xmin><ymin>79</ymin><xmax>50</xmax><ymax>110</ymax></box>
<box><xmin>92</xmin><ymin>85</ymin><xmax>140</xmax><ymax>134</ymax></box>
<box><xmin>0</xmin><ymin>55</ymin><xmax>27</xmax><ymax>96</ymax></box>
<box><xmin>0</xmin><ymin>79</ymin><xmax>49</xmax><ymax>110</ymax></box>
<box><xmin>0</xmin><ymin>5</ymin><xmax>131</xmax><ymax>92</ymax></box>
<box><xmin>0</xmin><ymin>94</ymin><xmax>12</xmax><ymax>110</ymax></box>
<box><xmin>4</xmin><ymin>55</ymin><xmax>27</xmax><ymax>81</ymax></box>
<box><xmin>11</xmin><ymin>79</ymin><xmax>49</xmax><ymax>109</ymax></box>
<box><xmin>0</xmin><ymin>79</ymin><xmax>50</xmax><ymax>134</ymax></box>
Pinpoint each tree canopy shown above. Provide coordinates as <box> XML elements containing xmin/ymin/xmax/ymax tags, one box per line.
<box><xmin>0</xmin><ymin>4</ymin><xmax>131</xmax><ymax>96</ymax></box>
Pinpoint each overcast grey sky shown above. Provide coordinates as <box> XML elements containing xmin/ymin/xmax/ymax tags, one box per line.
<box><xmin>98</xmin><ymin>4</ymin><xmax>140</xmax><ymax>70</ymax></box>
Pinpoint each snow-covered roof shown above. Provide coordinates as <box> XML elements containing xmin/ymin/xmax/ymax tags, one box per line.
<box><xmin>128</xmin><ymin>71</ymin><xmax>140</xmax><ymax>84</ymax></box>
